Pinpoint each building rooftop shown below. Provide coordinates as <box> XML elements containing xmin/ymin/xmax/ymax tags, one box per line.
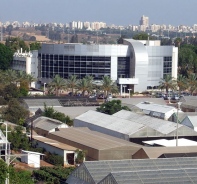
<box><xmin>113</xmin><ymin>110</ymin><xmax>181</xmax><ymax>135</ymax></box>
<box><xmin>116</xmin><ymin>97</ymin><xmax>166</xmax><ymax>106</ymax></box>
<box><xmin>75</xmin><ymin>110</ymin><xmax>197</xmax><ymax>138</ymax></box>
<box><xmin>33</xmin><ymin>116</ymin><xmax>67</xmax><ymax>131</ymax></box>
<box><xmin>136</xmin><ymin>102</ymin><xmax>176</xmax><ymax>114</ymax></box>
<box><xmin>67</xmin><ymin>157</ymin><xmax>197</xmax><ymax>183</ymax></box>
<box><xmin>133</xmin><ymin>146</ymin><xmax>197</xmax><ymax>159</ymax></box>
<box><xmin>74</xmin><ymin>110</ymin><xmax>146</xmax><ymax>138</ymax></box>
<box><xmin>143</xmin><ymin>138</ymin><xmax>197</xmax><ymax>147</ymax></box>
<box><xmin>33</xmin><ymin>135</ymin><xmax>77</xmax><ymax>151</ymax></box>
<box><xmin>48</xmin><ymin>127</ymin><xmax>141</xmax><ymax>151</ymax></box>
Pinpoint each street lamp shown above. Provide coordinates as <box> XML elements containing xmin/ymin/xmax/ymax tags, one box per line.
<box><xmin>123</xmin><ymin>85</ymin><xmax>126</xmax><ymax>98</ymax></box>
<box><xmin>176</xmin><ymin>102</ymin><xmax>182</xmax><ymax>146</ymax></box>
<box><xmin>128</xmin><ymin>89</ymin><xmax>132</xmax><ymax>98</ymax></box>
<box><xmin>44</xmin><ymin>83</ymin><xmax>46</xmax><ymax>95</ymax></box>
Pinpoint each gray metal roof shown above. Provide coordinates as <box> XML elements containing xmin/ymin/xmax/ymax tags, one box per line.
<box><xmin>136</xmin><ymin>102</ymin><xmax>176</xmax><ymax>114</ymax></box>
<box><xmin>133</xmin><ymin>146</ymin><xmax>197</xmax><ymax>159</ymax></box>
<box><xmin>67</xmin><ymin>157</ymin><xmax>197</xmax><ymax>184</ymax></box>
<box><xmin>180</xmin><ymin>96</ymin><xmax>197</xmax><ymax>109</ymax></box>
<box><xmin>114</xmin><ymin>97</ymin><xmax>166</xmax><ymax>105</ymax></box>
<box><xmin>113</xmin><ymin>110</ymin><xmax>181</xmax><ymax>135</ymax></box>
<box><xmin>48</xmin><ymin>127</ymin><xmax>141</xmax><ymax>150</ymax></box>
<box><xmin>100</xmin><ymin>169</ymin><xmax>197</xmax><ymax>184</ymax></box>
<box><xmin>179</xmin><ymin>112</ymin><xmax>197</xmax><ymax>122</ymax></box>
<box><xmin>187</xmin><ymin>116</ymin><xmax>197</xmax><ymax>127</ymax></box>
<box><xmin>33</xmin><ymin>116</ymin><xmax>66</xmax><ymax>131</ymax></box>
<box><xmin>74</xmin><ymin>110</ymin><xmax>197</xmax><ymax>138</ymax></box>
<box><xmin>74</xmin><ymin>110</ymin><xmax>146</xmax><ymax>137</ymax></box>
<box><xmin>53</xmin><ymin>106</ymin><xmax>98</xmax><ymax>119</ymax></box>
<box><xmin>33</xmin><ymin>135</ymin><xmax>77</xmax><ymax>151</ymax></box>
<box><xmin>24</xmin><ymin>99</ymin><xmax>62</xmax><ymax>108</ymax></box>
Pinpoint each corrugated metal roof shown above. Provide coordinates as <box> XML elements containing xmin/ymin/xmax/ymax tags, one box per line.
<box><xmin>24</xmin><ymin>99</ymin><xmax>62</xmax><ymax>107</ymax></box>
<box><xmin>75</xmin><ymin>110</ymin><xmax>146</xmax><ymax>136</ymax></box>
<box><xmin>113</xmin><ymin>97</ymin><xmax>166</xmax><ymax>105</ymax></box>
<box><xmin>179</xmin><ymin>112</ymin><xmax>197</xmax><ymax>122</ymax></box>
<box><xmin>67</xmin><ymin>157</ymin><xmax>197</xmax><ymax>183</ymax></box>
<box><xmin>187</xmin><ymin>116</ymin><xmax>197</xmax><ymax>127</ymax></box>
<box><xmin>134</xmin><ymin>146</ymin><xmax>197</xmax><ymax>159</ymax></box>
<box><xmin>33</xmin><ymin>116</ymin><xmax>67</xmax><ymax>131</ymax></box>
<box><xmin>49</xmin><ymin>127</ymin><xmax>141</xmax><ymax>150</ymax></box>
<box><xmin>136</xmin><ymin>102</ymin><xmax>176</xmax><ymax>113</ymax></box>
<box><xmin>113</xmin><ymin>110</ymin><xmax>181</xmax><ymax>134</ymax></box>
<box><xmin>33</xmin><ymin>135</ymin><xmax>77</xmax><ymax>151</ymax></box>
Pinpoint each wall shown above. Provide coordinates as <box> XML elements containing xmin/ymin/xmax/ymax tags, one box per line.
<box><xmin>21</xmin><ymin>152</ymin><xmax>40</xmax><ymax>168</ymax></box>
<box><xmin>47</xmin><ymin>133</ymin><xmax>100</xmax><ymax>161</ymax></box>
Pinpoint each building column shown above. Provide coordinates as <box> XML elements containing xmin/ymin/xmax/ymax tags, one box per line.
<box><xmin>120</xmin><ymin>84</ymin><xmax>123</xmax><ymax>96</ymax></box>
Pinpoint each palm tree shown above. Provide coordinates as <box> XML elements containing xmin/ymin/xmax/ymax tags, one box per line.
<box><xmin>26</xmin><ymin>74</ymin><xmax>36</xmax><ymax>88</ymax></box>
<box><xmin>77</xmin><ymin>76</ymin><xmax>94</xmax><ymax>96</ymax></box>
<box><xmin>187</xmin><ymin>73</ymin><xmax>197</xmax><ymax>95</ymax></box>
<box><xmin>176</xmin><ymin>74</ymin><xmax>187</xmax><ymax>96</ymax></box>
<box><xmin>159</xmin><ymin>75</ymin><xmax>176</xmax><ymax>94</ymax></box>
<box><xmin>49</xmin><ymin>74</ymin><xmax>67</xmax><ymax>96</ymax></box>
<box><xmin>66</xmin><ymin>75</ymin><xmax>78</xmax><ymax>96</ymax></box>
<box><xmin>17</xmin><ymin>71</ymin><xmax>27</xmax><ymax>82</ymax></box>
<box><xmin>4</xmin><ymin>69</ymin><xmax>18</xmax><ymax>84</ymax></box>
<box><xmin>101</xmin><ymin>76</ymin><xmax>118</xmax><ymax>98</ymax></box>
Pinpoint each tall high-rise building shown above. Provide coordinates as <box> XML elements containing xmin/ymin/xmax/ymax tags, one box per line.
<box><xmin>140</xmin><ymin>15</ymin><xmax>149</xmax><ymax>28</ymax></box>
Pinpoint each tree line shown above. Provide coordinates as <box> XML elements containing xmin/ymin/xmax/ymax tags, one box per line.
<box><xmin>48</xmin><ymin>74</ymin><xmax>119</xmax><ymax>97</ymax></box>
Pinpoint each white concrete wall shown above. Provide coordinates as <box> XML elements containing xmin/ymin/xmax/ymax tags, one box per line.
<box><xmin>21</xmin><ymin>152</ymin><xmax>40</xmax><ymax>168</ymax></box>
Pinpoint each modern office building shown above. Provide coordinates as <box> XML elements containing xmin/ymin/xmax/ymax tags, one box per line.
<box><xmin>38</xmin><ymin>39</ymin><xmax>178</xmax><ymax>92</ymax></box>
<box><xmin>12</xmin><ymin>50</ymin><xmax>38</xmax><ymax>88</ymax></box>
<box><xmin>11</xmin><ymin>39</ymin><xmax>178</xmax><ymax>93</ymax></box>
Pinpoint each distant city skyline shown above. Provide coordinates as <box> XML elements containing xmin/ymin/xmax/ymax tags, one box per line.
<box><xmin>1</xmin><ymin>0</ymin><xmax>197</xmax><ymax>26</ymax></box>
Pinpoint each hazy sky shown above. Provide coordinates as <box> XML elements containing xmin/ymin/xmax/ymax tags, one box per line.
<box><xmin>1</xmin><ymin>0</ymin><xmax>196</xmax><ymax>26</ymax></box>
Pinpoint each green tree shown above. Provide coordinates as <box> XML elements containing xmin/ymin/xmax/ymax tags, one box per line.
<box><xmin>174</xmin><ymin>37</ymin><xmax>182</xmax><ymax>48</ymax></box>
<box><xmin>176</xmin><ymin>74</ymin><xmax>187</xmax><ymax>95</ymax></box>
<box><xmin>5</xmin><ymin>37</ymin><xmax>29</xmax><ymax>52</ymax></box>
<box><xmin>49</xmin><ymin>74</ymin><xmax>67</xmax><ymax>96</ymax></box>
<box><xmin>30</xmin><ymin>42</ymin><xmax>41</xmax><ymax>50</ymax></box>
<box><xmin>9</xmin><ymin>167</ymin><xmax>33</xmax><ymax>184</ymax></box>
<box><xmin>0</xmin><ymin>43</ymin><xmax>13</xmax><ymax>70</ymax></box>
<box><xmin>187</xmin><ymin>73</ymin><xmax>197</xmax><ymax>95</ymax></box>
<box><xmin>2</xmin><ymin>83</ymin><xmax>20</xmax><ymax>101</ymax></box>
<box><xmin>178</xmin><ymin>45</ymin><xmax>197</xmax><ymax>76</ymax></box>
<box><xmin>101</xmin><ymin>76</ymin><xmax>119</xmax><ymax>98</ymax></box>
<box><xmin>133</xmin><ymin>32</ymin><xmax>150</xmax><ymax>40</ymax></box>
<box><xmin>26</xmin><ymin>74</ymin><xmax>36</xmax><ymax>88</ymax></box>
<box><xmin>1</xmin><ymin>98</ymin><xmax>29</xmax><ymax>124</ymax></box>
<box><xmin>19</xmin><ymin>80</ymin><xmax>29</xmax><ymax>96</ymax></box>
<box><xmin>43</xmin><ymin>103</ymin><xmax>73</xmax><ymax>126</ymax></box>
<box><xmin>159</xmin><ymin>75</ymin><xmax>176</xmax><ymax>94</ymax></box>
<box><xmin>96</xmin><ymin>100</ymin><xmax>131</xmax><ymax>115</ymax></box>
<box><xmin>77</xmin><ymin>76</ymin><xmax>94</xmax><ymax>96</ymax></box>
<box><xmin>66</xmin><ymin>75</ymin><xmax>78</xmax><ymax>96</ymax></box>
<box><xmin>75</xmin><ymin>149</ymin><xmax>86</xmax><ymax>164</ymax></box>
<box><xmin>8</xmin><ymin>126</ymin><xmax>30</xmax><ymax>151</ymax></box>
<box><xmin>0</xmin><ymin>159</ymin><xmax>7</xmax><ymax>184</ymax></box>
<box><xmin>4</xmin><ymin>69</ymin><xmax>18</xmax><ymax>84</ymax></box>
